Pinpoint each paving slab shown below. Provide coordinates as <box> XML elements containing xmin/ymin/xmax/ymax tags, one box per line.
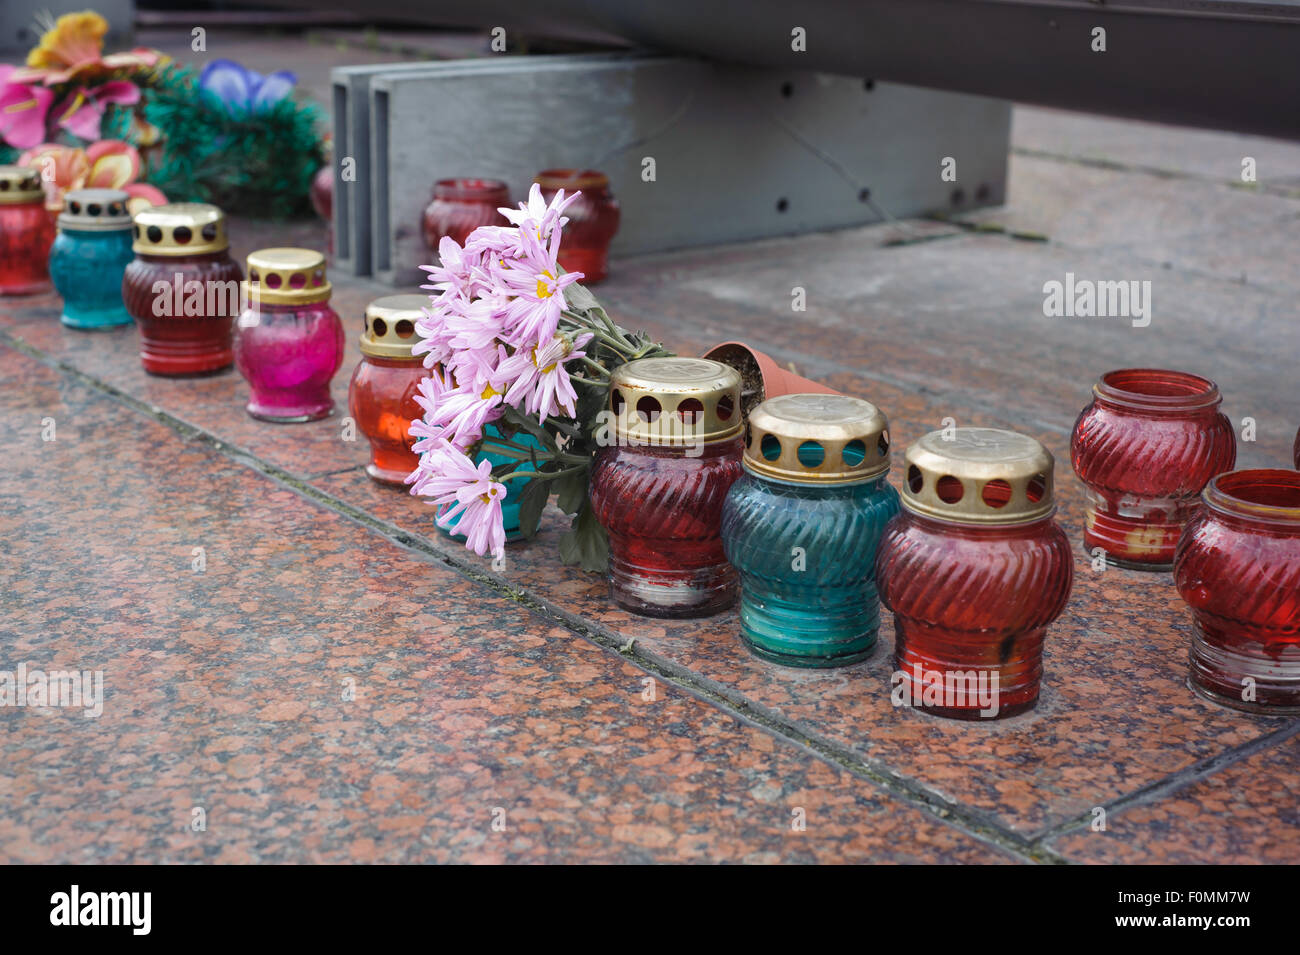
<box><xmin>0</xmin><ymin>345</ymin><xmax>1014</xmax><ymax>864</ymax></box>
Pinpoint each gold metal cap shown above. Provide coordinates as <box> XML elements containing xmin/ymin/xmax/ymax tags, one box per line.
<box><xmin>242</xmin><ymin>248</ymin><xmax>331</xmax><ymax>306</ymax></box>
<box><xmin>132</xmin><ymin>202</ymin><xmax>228</xmax><ymax>255</ymax></box>
<box><xmin>608</xmin><ymin>357</ymin><xmax>742</xmax><ymax>446</ymax></box>
<box><xmin>901</xmin><ymin>427</ymin><xmax>1056</xmax><ymax>524</ymax></box>
<box><xmin>58</xmin><ymin>188</ymin><xmax>131</xmax><ymax>232</ymax></box>
<box><xmin>0</xmin><ymin>165</ymin><xmax>43</xmax><ymax>204</ymax></box>
<box><xmin>744</xmin><ymin>393</ymin><xmax>890</xmax><ymax>485</ymax></box>
<box><xmin>362</xmin><ymin>294</ymin><xmax>427</xmax><ymax>359</ymax></box>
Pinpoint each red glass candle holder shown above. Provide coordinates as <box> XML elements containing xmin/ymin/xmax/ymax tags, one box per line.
<box><xmin>123</xmin><ymin>203</ymin><xmax>243</xmax><ymax>376</ymax></box>
<box><xmin>877</xmin><ymin>428</ymin><xmax>1074</xmax><ymax>720</ymax></box>
<box><xmin>348</xmin><ymin>294</ymin><xmax>428</xmax><ymax>483</ymax></box>
<box><xmin>422</xmin><ymin>178</ymin><xmax>509</xmax><ymax>251</ymax></box>
<box><xmin>235</xmin><ymin>248</ymin><xmax>344</xmax><ymax>422</ymax></box>
<box><xmin>0</xmin><ymin>165</ymin><xmax>55</xmax><ymax>295</ymax></box>
<box><xmin>1071</xmin><ymin>368</ymin><xmax>1236</xmax><ymax>570</ymax></box>
<box><xmin>1175</xmin><ymin>469</ymin><xmax>1300</xmax><ymax>714</ymax></box>
<box><xmin>589</xmin><ymin>357</ymin><xmax>744</xmax><ymax>617</ymax></box>
<box><xmin>535</xmin><ymin>169</ymin><xmax>619</xmax><ymax>283</ymax></box>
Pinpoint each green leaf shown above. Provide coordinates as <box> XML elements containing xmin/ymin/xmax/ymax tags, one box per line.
<box><xmin>564</xmin><ymin>282</ymin><xmax>601</xmax><ymax>313</ymax></box>
<box><xmin>559</xmin><ymin>503</ymin><xmax>609</xmax><ymax>574</ymax></box>
<box><xmin>498</xmin><ymin>405</ymin><xmax>558</xmax><ymax>452</ymax></box>
<box><xmin>552</xmin><ymin>468</ymin><xmax>589</xmax><ymax>515</ymax></box>
<box><xmin>514</xmin><ymin>476</ymin><xmax>549</xmax><ymax>540</ymax></box>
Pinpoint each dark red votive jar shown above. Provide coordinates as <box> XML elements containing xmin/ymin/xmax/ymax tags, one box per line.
<box><xmin>234</xmin><ymin>248</ymin><xmax>344</xmax><ymax>422</ymax></box>
<box><xmin>1175</xmin><ymin>469</ymin><xmax>1300</xmax><ymax>714</ymax></box>
<box><xmin>589</xmin><ymin>357</ymin><xmax>744</xmax><ymax>617</ymax></box>
<box><xmin>877</xmin><ymin>428</ymin><xmax>1074</xmax><ymax>720</ymax></box>
<box><xmin>347</xmin><ymin>294</ymin><xmax>428</xmax><ymax>483</ymax></box>
<box><xmin>422</xmin><ymin>178</ymin><xmax>509</xmax><ymax>251</ymax></box>
<box><xmin>123</xmin><ymin>203</ymin><xmax>244</xmax><ymax>376</ymax></box>
<box><xmin>534</xmin><ymin>169</ymin><xmax>619</xmax><ymax>283</ymax></box>
<box><xmin>1071</xmin><ymin>368</ymin><xmax>1235</xmax><ymax>570</ymax></box>
<box><xmin>0</xmin><ymin>165</ymin><xmax>55</xmax><ymax>295</ymax></box>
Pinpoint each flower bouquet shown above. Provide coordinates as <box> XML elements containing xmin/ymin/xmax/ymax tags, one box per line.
<box><xmin>408</xmin><ymin>185</ymin><xmax>672</xmax><ymax>571</ymax></box>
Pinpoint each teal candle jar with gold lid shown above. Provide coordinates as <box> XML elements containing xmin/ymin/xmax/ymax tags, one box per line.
<box><xmin>721</xmin><ymin>394</ymin><xmax>899</xmax><ymax>667</ymax></box>
<box><xmin>49</xmin><ymin>188</ymin><xmax>135</xmax><ymax>329</ymax></box>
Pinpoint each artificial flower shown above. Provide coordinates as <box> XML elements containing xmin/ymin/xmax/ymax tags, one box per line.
<box><xmin>0</xmin><ymin>65</ymin><xmax>54</xmax><ymax>149</ymax></box>
<box><xmin>51</xmin><ymin>79</ymin><xmax>139</xmax><ymax>140</ymax></box>
<box><xmin>16</xmin><ymin>11</ymin><xmax>160</xmax><ymax>85</ymax></box>
<box><xmin>18</xmin><ymin>139</ymin><xmax>162</xmax><ymax>211</ymax></box>
<box><xmin>199</xmin><ymin>59</ymin><xmax>296</xmax><ymax>115</ymax></box>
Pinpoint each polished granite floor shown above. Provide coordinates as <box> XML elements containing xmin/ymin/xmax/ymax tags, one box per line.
<box><xmin>1</xmin><ymin>98</ymin><xmax>1298</xmax><ymax>863</ymax></box>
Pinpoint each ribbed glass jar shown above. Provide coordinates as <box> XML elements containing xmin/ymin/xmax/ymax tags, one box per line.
<box><xmin>422</xmin><ymin>178</ymin><xmax>509</xmax><ymax>251</ymax></box>
<box><xmin>0</xmin><ymin>165</ymin><xmax>55</xmax><ymax>295</ymax></box>
<box><xmin>49</xmin><ymin>189</ymin><xmax>135</xmax><ymax>329</ymax></box>
<box><xmin>123</xmin><ymin>203</ymin><xmax>243</xmax><ymax>376</ymax></box>
<box><xmin>722</xmin><ymin>393</ymin><xmax>898</xmax><ymax>667</ymax></box>
<box><xmin>235</xmin><ymin>248</ymin><xmax>344</xmax><ymax>422</ymax></box>
<box><xmin>877</xmin><ymin>428</ymin><xmax>1074</xmax><ymax>719</ymax></box>
<box><xmin>589</xmin><ymin>357</ymin><xmax>744</xmax><ymax>617</ymax></box>
<box><xmin>1175</xmin><ymin>468</ymin><xmax>1300</xmax><ymax>714</ymax></box>
<box><xmin>534</xmin><ymin>169</ymin><xmax>619</xmax><ymax>283</ymax></box>
<box><xmin>1071</xmin><ymin>368</ymin><xmax>1235</xmax><ymax>570</ymax></box>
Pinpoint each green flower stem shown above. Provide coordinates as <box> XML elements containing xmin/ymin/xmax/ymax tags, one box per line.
<box><xmin>495</xmin><ymin>462</ymin><xmax>589</xmax><ymax>484</ymax></box>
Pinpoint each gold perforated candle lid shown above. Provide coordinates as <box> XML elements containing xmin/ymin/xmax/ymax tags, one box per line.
<box><xmin>0</xmin><ymin>165</ymin><xmax>43</xmax><ymax>204</ymax></box>
<box><xmin>608</xmin><ymin>357</ymin><xmax>742</xmax><ymax>446</ymax></box>
<box><xmin>362</xmin><ymin>294</ymin><xmax>427</xmax><ymax>359</ymax></box>
<box><xmin>744</xmin><ymin>394</ymin><xmax>890</xmax><ymax>485</ymax></box>
<box><xmin>901</xmin><ymin>427</ymin><xmax>1057</xmax><ymax>524</ymax></box>
<box><xmin>242</xmin><ymin>248</ymin><xmax>331</xmax><ymax>306</ymax></box>
<box><xmin>133</xmin><ymin>202</ymin><xmax>228</xmax><ymax>254</ymax></box>
<box><xmin>58</xmin><ymin>188</ymin><xmax>131</xmax><ymax>232</ymax></box>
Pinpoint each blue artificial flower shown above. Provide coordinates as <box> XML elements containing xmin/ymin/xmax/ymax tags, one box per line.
<box><xmin>198</xmin><ymin>59</ymin><xmax>297</xmax><ymax>114</ymax></box>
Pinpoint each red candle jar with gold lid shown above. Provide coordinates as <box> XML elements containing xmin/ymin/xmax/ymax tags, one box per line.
<box><xmin>348</xmin><ymin>294</ymin><xmax>428</xmax><ymax>483</ymax></box>
<box><xmin>1071</xmin><ymin>368</ymin><xmax>1236</xmax><ymax>570</ymax></box>
<box><xmin>422</xmin><ymin>178</ymin><xmax>509</xmax><ymax>251</ymax></box>
<box><xmin>1175</xmin><ymin>468</ymin><xmax>1300</xmax><ymax>714</ymax></box>
<box><xmin>589</xmin><ymin>357</ymin><xmax>744</xmax><ymax>617</ymax></box>
<box><xmin>534</xmin><ymin>169</ymin><xmax>619</xmax><ymax>283</ymax></box>
<box><xmin>123</xmin><ymin>203</ymin><xmax>243</xmax><ymax>376</ymax></box>
<box><xmin>234</xmin><ymin>248</ymin><xmax>344</xmax><ymax>422</ymax></box>
<box><xmin>0</xmin><ymin>165</ymin><xmax>55</xmax><ymax>295</ymax></box>
<box><xmin>876</xmin><ymin>428</ymin><xmax>1074</xmax><ymax>719</ymax></box>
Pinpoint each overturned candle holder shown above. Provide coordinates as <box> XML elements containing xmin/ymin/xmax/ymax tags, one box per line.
<box><xmin>50</xmin><ymin>188</ymin><xmax>135</xmax><ymax>329</ymax></box>
<box><xmin>877</xmin><ymin>428</ymin><xmax>1074</xmax><ymax>720</ymax></box>
<box><xmin>123</xmin><ymin>203</ymin><xmax>243</xmax><ymax>376</ymax></box>
<box><xmin>1071</xmin><ymin>368</ymin><xmax>1236</xmax><ymax>570</ymax></box>
<box><xmin>349</xmin><ymin>295</ymin><xmax>429</xmax><ymax>483</ymax></box>
<box><xmin>589</xmin><ymin>357</ymin><xmax>744</xmax><ymax>618</ymax></box>
<box><xmin>0</xmin><ymin>165</ymin><xmax>55</xmax><ymax>296</ymax></box>
<box><xmin>1175</xmin><ymin>468</ymin><xmax>1300</xmax><ymax>715</ymax></box>
<box><xmin>722</xmin><ymin>394</ymin><xmax>899</xmax><ymax>667</ymax></box>
<box><xmin>235</xmin><ymin>248</ymin><xmax>345</xmax><ymax>422</ymax></box>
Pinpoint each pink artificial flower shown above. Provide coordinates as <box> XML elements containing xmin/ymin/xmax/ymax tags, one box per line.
<box><xmin>500</xmin><ymin>333</ymin><xmax>592</xmax><ymax>422</ymax></box>
<box><xmin>52</xmin><ymin>80</ymin><xmax>140</xmax><ymax>141</ymax></box>
<box><xmin>0</xmin><ymin>66</ymin><xmax>54</xmax><ymax>149</ymax></box>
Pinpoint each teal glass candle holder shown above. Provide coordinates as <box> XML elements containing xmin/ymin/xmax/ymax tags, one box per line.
<box><xmin>438</xmin><ymin>423</ymin><xmax>544</xmax><ymax>542</ymax></box>
<box><xmin>49</xmin><ymin>188</ymin><xmax>135</xmax><ymax>329</ymax></box>
<box><xmin>722</xmin><ymin>394</ymin><xmax>899</xmax><ymax>667</ymax></box>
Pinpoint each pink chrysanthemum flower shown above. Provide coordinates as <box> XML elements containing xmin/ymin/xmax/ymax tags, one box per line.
<box><xmin>499</xmin><ymin>333</ymin><xmax>593</xmax><ymax>422</ymax></box>
<box><xmin>406</xmin><ymin>442</ymin><xmax>507</xmax><ymax>558</ymax></box>
<box><xmin>499</xmin><ymin>182</ymin><xmax>582</xmax><ymax>242</ymax></box>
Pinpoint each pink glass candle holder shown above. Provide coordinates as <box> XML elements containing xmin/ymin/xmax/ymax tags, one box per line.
<box><xmin>534</xmin><ymin>169</ymin><xmax>619</xmax><ymax>283</ymax></box>
<box><xmin>422</xmin><ymin>178</ymin><xmax>509</xmax><ymax>251</ymax></box>
<box><xmin>1175</xmin><ymin>469</ymin><xmax>1300</xmax><ymax>714</ymax></box>
<box><xmin>0</xmin><ymin>165</ymin><xmax>55</xmax><ymax>295</ymax></box>
<box><xmin>234</xmin><ymin>248</ymin><xmax>344</xmax><ymax>422</ymax></box>
<box><xmin>1071</xmin><ymin>368</ymin><xmax>1236</xmax><ymax>570</ymax></box>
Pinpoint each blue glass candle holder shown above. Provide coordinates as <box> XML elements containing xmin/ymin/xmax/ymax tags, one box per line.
<box><xmin>49</xmin><ymin>188</ymin><xmax>135</xmax><ymax>329</ymax></box>
<box><xmin>722</xmin><ymin>394</ymin><xmax>899</xmax><ymax>667</ymax></box>
<box><xmin>439</xmin><ymin>423</ymin><xmax>544</xmax><ymax>543</ymax></box>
